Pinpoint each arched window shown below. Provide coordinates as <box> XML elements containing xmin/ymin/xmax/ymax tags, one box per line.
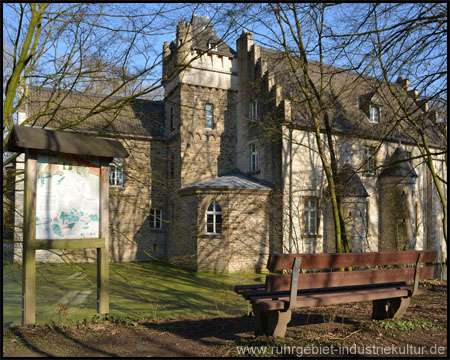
<box><xmin>206</xmin><ymin>201</ymin><xmax>222</xmax><ymax>234</ymax></box>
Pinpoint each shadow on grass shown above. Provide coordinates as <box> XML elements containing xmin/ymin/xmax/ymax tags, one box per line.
<box><xmin>11</xmin><ymin>327</ymin><xmax>55</xmax><ymax>357</ymax></box>
<box><xmin>141</xmin><ymin>315</ymin><xmax>255</xmax><ymax>345</ymax></box>
<box><xmin>52</xmin><ymin>325</ymin><xmax>120</xmax><ymax>357</ymax></box>
<box><xmin>140</xmin><ymin>311</ymin><xmax>360</xmax><ymax>345</ymax></box>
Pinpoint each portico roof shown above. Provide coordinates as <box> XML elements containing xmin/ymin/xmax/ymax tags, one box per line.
<box><xmin>179</xmin><ymin>169</ymin><xmax>274</xmax><ymax>192</ymax></box>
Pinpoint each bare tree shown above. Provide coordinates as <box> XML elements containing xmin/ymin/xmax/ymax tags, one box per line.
<box><xmin>2</xmin><ymin>3</ymin><xmax>243</xmax><ymax>266</ymax></box>
<box><xmin>334</xmin><ymin>3</ymin><xmax>447</xmax><ymax>244</ymax></box>
<box><xmin>222</xmin><ymin>3</ymin><xmax>446</xmax><ymax>254</ymax></box>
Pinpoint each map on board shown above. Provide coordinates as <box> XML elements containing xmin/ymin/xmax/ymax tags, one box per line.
<box><xmin>36</xmin><ymin>154</ymin><xmax>100</xmax><ymax>239</ymax></box>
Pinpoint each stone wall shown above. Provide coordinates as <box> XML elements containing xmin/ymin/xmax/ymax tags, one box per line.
<box><xmin>178</xmin><ymin>83</ymin><xmax>237</xmax><ymax>185</ymax></box>
<box><xmin>109</xmin><ymin>137</ymin><xmax>166</xmax><ymax>262</ymax></box>
<box><xmin>12</xmin><ymin>137</ymin><xmax>167</xmax><ymax>264</ymax></box>
<box><xmin>179</xmin><ymin>189</ymin><xmax>273</xmax><ymax>273</ymax></box>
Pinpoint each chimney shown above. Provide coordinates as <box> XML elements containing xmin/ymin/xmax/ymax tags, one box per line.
<box><xmin>396</xmin><ymin>77</ymin><xmax>410</xmax><ymax>91</ymax></box>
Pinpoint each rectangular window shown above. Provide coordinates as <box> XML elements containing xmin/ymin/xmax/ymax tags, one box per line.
<box><xmin>170</xmin><ymin>107</ymin><xmax>174</xmax><ymax>131</ymax></box>
<box><xmin>369</xmin><ymin>105</ymin><xmax>380</xmax><ymax>123</ymax></box>
<box><xmin>205</xmin><ymin>103</ymin><xmax>214</xmax><ymax>129</ymax></box>
<box><xmin>150</xmin><ymin>209</ymin><xmax>162</xmax><ymax>230</ymax></box>
<box><xmin>249</xmin><ymin>142</ymin><xmax>259</xmax><ymax>172</ymax></box>
<box><xmin>363</xmin><ymin>146</ymin><xmax>376</xmax><ymax>176</ymax></box>
<box><xmin>109</xmin><ymin>158</ymin><xmax>124</xmax><ymax>187</ymax></box>
<box><xmin>250</xmin><ymin>100</ymin><xmax>257</xmax><ymax>122</ymax></box>
<box><xmin>303</xmin><ymin>198</ymin><xmax>319</xmax><ymax>236</ymax></box>
<box><xmin>170</xmin><ymin>153</ymin><xmax>175</xmax><ymax>179</ymax></box>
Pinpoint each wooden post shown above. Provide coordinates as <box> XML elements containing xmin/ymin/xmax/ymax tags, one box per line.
<box><xmin>97</xmin><ymin>159</ymin><xmax>110</xmax><ymax>315</ymax></box>
<box><xmin>22</xmin><ymin>150</ymin><xmax>37</xmax><ymax>325</ymax></box>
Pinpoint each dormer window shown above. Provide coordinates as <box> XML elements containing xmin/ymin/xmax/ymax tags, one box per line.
<box><xmin>359</xmin><ymin>93</ymin><xmax>382</xmax><ymax>123</ymax></box>
<box><xmin>208</xmin><ymin>42</ymin><xmax>217</xmax><ymax>51</ymax></box>
<box><xmin>369</xmin><ymin>105</ymin><xmax>381</xmax><ymax>123</ymax></box>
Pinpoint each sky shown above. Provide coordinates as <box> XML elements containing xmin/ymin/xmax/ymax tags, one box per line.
<box><xmin>3</xmin><ymin>3</ymin><xmax>447</xmax><ymax>102</ymax></box>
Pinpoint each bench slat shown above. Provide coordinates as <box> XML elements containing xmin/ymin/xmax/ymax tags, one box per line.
<box><xmin>266</xmin><ymin>266</ymin><xmax>434</xmax><ymax>292</ymax></box>
<box><xmin>257</xmin><ymin>285</ymin><xmax>422</xmax><ymax>311</ymax></box>
<box><xmin>242</xmin><ymin>281</ymin><xmax>408</xmax><ymax>301</ymax></box>
<box><xmin>234</xmin><ymin>283</ymin><xmax>265</xmax><ymax>294</ymax></box>
<box><xmin>267</xmin><ymin>250</ymin><xmax>437</xmax><ymax>272</ymax></box>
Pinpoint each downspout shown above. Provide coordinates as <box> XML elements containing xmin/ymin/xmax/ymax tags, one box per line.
<box><xmin>163</xmin><ymin>138</ymin><xmax>168</xmax><ymax>258</ymax></box>
<box><xmin>289</xmin><ymin>128</ymin><xmax>293</xmax><ymax>253</ymax></box>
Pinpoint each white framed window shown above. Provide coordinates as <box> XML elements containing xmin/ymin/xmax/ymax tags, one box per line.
<box><xmin>369</xmin><ymin>105</ymin><xmax>381</xmax><ymax>123</ymax></box>
<box><xmin>250</xmin><ymin>99</ymin><xmax>257</xmax><ymax>122</ymax></box>
<box><xmin>109</xmin><ymin>158</ymin><xmax>124</xmax><ymax>187</ymax></box>
<box><xmin>303</xmin><ymin>198</ymin><xmax>319</xmax><ymax>236</ymax></box>
<box><xmin>205</xmin><ymin>103</ymin><xmax>214</xmax><ymax>129</ymax></box>
<box><xmin>363</xmin><ymin>145</ymin><xmax>376</xmax><ymax>176</ymax></box>
<box><xmin>249</xmin><ymin>142</ymin><xmax>259</xmax><ymax>172</ymax></box>
<box><xmin>150</xmin><ymin>209</ymin><xmax>162</xmax><ymax>230</ymax></box>
<box><xmin>206</xmin><ymin>201</ymin><xmax>222</xmax><ymax>234</ymax></box>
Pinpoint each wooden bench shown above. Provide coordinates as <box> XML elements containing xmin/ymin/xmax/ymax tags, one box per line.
<box><xmin>235</xmin><ymin>250</ymin><xmax>438</xmax><ymax>338</ymax></box>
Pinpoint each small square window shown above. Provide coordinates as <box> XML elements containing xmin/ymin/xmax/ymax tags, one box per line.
<box><xmin>109</xmin><ymin>158</ymin><xmax>124</xmax><ymax>187</ymax></box>
<box><xmin>369</xmin><ymin>105</ymin><xmax>380</xmax><ymax>123</ymax></box>
<box><xmin>150</xmin><ymin>209</ymin><xmax>162</xmax><ymax>230</ymax></box>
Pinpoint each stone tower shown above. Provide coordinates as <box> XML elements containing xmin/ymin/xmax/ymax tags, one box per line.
<box><xmin>162</xmin><ymin>15</ymin><xmax>238</xmax><ymax>264</ymax></box>
<box><xmin>378</xmin><ymin>146</ymin><xmax>418</xmax><ymax>251</ymax></box>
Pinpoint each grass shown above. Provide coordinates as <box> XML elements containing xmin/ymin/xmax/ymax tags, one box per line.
<box><xmin>374</xmin><ymin>318</ymin><xmax>441</xmax><ymax>331</ymax></box>
<box><xmin>3</xmin><ymin>260</ymin><xmax>265</xmax><ymax>328</ymax></box>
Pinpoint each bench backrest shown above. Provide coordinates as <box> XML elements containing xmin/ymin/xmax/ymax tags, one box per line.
<box><xmin>265</xmin><ymin>250</ymin><xmax>438</xmax><ymax>292</ymax></box>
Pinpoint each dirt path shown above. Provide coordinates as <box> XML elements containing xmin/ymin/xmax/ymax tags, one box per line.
<box><xmin>3</xmin><ymin>282</ymin><xmax>447</xmax><ymax>357</ymax></box>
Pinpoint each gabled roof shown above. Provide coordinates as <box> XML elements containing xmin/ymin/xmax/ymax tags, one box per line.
<box><xmin>190</xmin><ymin>15</ymin><xmax>236</xmax><ymax>56</ymax></box>
<box><xmin>22</xmin><ymin>87</ymin><xmax>166</xmax><ymax>138</ymax></box>
<box><xmin>179</xmin><ymin>169</ymin><xmax>273</xmax><ymax>192</ymax></box>
<box><xmin>379</xmin><ymin>146</ymin><xmax>418</xmax><ymax>178</ymax></box>
<box><xmin>6</xmin><ymin>125</ymin><xmax>129</xmax><ymax>159</ymax></box>
<box><xmin>257</xmin><ymin>48</ymin><xmax>445</xmax><ymax>148</ymax></box>
<box><xmin>334</xmin><ymin>165</ymin><xmax>369</xmax><ymax>198</ymax></box>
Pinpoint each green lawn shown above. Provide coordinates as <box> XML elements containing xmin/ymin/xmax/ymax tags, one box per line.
<box><xmin>3</xmin><ymin>261</ymin><xmax>265</xmax><ymax>328</ymax></box>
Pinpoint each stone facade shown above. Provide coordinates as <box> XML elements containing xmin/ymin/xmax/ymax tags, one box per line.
<box><xmin>7</xmin><ymin>15</ymin><xmax>446</xmax><ymax>271</ymax></box>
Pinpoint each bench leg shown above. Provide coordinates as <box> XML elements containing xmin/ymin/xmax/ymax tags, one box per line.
<box><xmin>372</xmin><ymin>297</ymin><xmax>411</xmax><ymax>320</ymax></box>
<box><xmin>252</xmin><ymin>304</ymin><xmax>267</xmax><ymax>336</ymax></box>
<box><xmin>264</xmin><ymin>310</ymin><xmax>292</xmax><ymax>338</ymax></box>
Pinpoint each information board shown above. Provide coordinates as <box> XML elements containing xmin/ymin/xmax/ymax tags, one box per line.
<box><xmin>36</xmin><ymin>153</ymin><xmax>100</xmax><ymax>239</ymax></box>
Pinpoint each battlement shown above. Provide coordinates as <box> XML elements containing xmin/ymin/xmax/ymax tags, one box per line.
<box><xmin>163</xmin><ymin>16</ymin><xmax>237</xmax><ymax>92</ymax></box>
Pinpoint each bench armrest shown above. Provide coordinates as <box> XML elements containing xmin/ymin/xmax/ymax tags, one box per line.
<box><xmin>412</xmin><ymin>253</ymin><xmax>423</xmax><ymax>296</ymax></box>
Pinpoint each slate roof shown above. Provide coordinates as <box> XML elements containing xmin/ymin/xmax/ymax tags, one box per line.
<box><xmin>190</xmin><ymin>15</ymin><xmax>236</xmax><ymax>56</ymax></box>
<box><xmin>334</xmin><ymin>165</ymin><xmax>369</xmax><ymax>198</ymax></box>
<box><xmin>379</xmin><ymin>146</ymin><xmax>418</xmax><ymax>178</ymax></box>
<box><xmin>22</xmin><ymin>87</ymin><xmax>166</xmax><ymax>138</ymax></box>
<box><xmin>258</xmin><ymin>48</ymin><xmax>445</xmax><ymax>148</ymax></box>
<box><xmin>179</xmin><ymin>169</ymin><xmax>274</xmax><ymax>191</ymax></box>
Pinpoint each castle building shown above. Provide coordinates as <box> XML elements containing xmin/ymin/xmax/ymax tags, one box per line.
<box><xmin>7</xmin><ymin>15</ymin><xmax>447</xmax><ymax>272</ymax></box>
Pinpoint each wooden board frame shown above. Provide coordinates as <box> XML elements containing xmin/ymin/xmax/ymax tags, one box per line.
<box><xmin>22</xmin><ymin>149</ymin><xmax>110</xmax><ymax>324</ymax></box>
